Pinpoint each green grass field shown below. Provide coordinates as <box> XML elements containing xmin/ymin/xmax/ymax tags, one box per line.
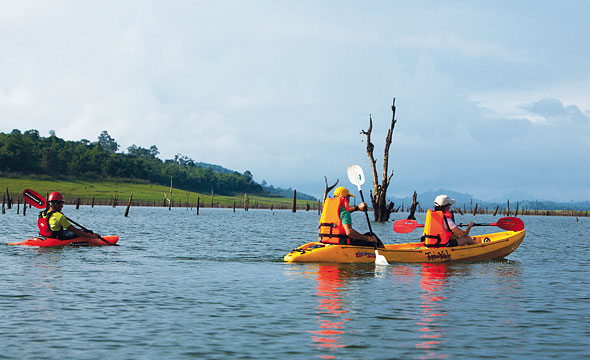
<box><xmin>0</xmin><ymin>176</ymin><xmax>320</xmax><ymax>210</ymax></box>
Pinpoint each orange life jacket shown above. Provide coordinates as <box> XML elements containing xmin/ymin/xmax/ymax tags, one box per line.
<box><xmin>318</xmin><ymin>197</ymin><xmax>351</xmax><ymax>245</ymax></box>
<box><xmin>422</xmin><ymin>210</ymin><xmax>453</xmax><ymax>248</ymax></box>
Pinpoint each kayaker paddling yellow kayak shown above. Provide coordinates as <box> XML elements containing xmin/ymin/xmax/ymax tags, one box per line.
<box><xmin>285</xmin><ymin>167</ymin><xmax>525</xmax><ymax>264</ymax></box>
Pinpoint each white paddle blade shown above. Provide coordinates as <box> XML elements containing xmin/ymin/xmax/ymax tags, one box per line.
<box><xmin>375</xmin><ymin>250</ymin><xmax>389</xmax><ymax>265</ymax></box>
<box><xmin>347</xmin><ymin>165</ymin><xmax>365</xmax><ymax>189</ymax></box>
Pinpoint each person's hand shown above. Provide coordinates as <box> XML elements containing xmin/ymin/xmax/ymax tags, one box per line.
<box><xmin>358</xmin><ymin>202</ymin><xmax>368</xmax><ymax>211</ymax></box>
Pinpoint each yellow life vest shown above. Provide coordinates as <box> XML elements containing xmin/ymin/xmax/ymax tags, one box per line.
<box><xmin>422</xmin><ymin>210</ymin><xmax>453</xmax><ymax>247</ymax></box>
<box><xmin>318</xmin><ymin>197</ymin><xmax>350</xmax><ymax>244</ymax></box>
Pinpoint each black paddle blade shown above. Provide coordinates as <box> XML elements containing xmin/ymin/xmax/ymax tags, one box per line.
<box><xmin>23</xmin><ymin>189</ymin><xmax>46</xmax><ymax>209</ymax></box>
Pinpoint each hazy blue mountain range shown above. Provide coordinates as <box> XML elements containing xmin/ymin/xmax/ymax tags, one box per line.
<box><xmin>193</xmin><ymin>162</ymin><xmax>318</xmax><ymax>201</ymax></box>
<box><xmin>388</xmin><ymin>189</ymin><xmax>590</xmax><ymax>211</ymax></box>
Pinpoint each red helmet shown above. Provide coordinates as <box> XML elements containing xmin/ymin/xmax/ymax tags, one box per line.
<box><xmin>48</xmin><ymin>191</ymin><xmax>65</xmax><ymax>202</ymax></box>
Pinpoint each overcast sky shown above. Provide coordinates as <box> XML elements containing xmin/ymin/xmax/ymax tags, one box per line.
<box><xmin>1</xmin><ymin>1</ymin><xmax>589</xmax><ymax>201</ymax></box>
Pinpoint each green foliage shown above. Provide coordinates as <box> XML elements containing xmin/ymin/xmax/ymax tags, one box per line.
<box><xmin>97</xmin><ymin>130</ymin><xmax>119</xmax><ymax>153</ymax></box>
<box><xmin>0</xmin><ymin>176</ymin><xmax>305</xmax><ymax>208</ymax></box>
<box><xmin>0</xmin><ymin>129</ymin><xmax>265</xmax><ymax>196</ymax></box>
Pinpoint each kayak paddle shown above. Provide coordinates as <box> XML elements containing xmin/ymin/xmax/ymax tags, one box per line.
<box><xmin>393</xmin><ymin>216</ymin><xmax>525</xmax><ymax>233</ymax></box>
<box><xmin>22</xmin><ymin>188</ymin><xmax>117</xmax><ymax>246</ymax></box>
<box><xmin>458</xmin><ymin>217</ymin><xmax>524</xmax><ymax>231</ymax></box>
<box><xmin>347</xmin><ymin>165</ymin><xmax>388</xmax><ymax>265</ymax></box>
<box><xmin>23</xmin><ymin>188</ymin><xmax>46</xmax><ymax>209</ymax></box>
<box><xmin>393</xmin><ymin>219</ymin><xmax>424</xmax><ymax>233</ymax></box>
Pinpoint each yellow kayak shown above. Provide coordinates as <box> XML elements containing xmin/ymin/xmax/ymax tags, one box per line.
<box><xmin>284</xmin><ymin>230</ymin><xmax>525</xmax><ymax>263</ymax></box>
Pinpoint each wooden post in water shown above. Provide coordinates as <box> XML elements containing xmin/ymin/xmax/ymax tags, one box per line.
<box><xmin>5</xmin><ymin>188</ymin><xmax>11</xmax><ymax>210</ymax></box>
<box><xmin>197</xmin><ymin>197</ymin><xmax>200</xmax><ymax>215</ymax></box>
<box><xmin>506</xmin><ymin>200</ymin><xmax>510</xmax><ymax>216</ymax></box>
<box><xmin>210</xmin><ymin>185</ymin><xmax>214</xmax><ymax>207</ymax></box>
<box><xmin>515</xmin><ymin>201</ymin><xmax>519</xmax><ymax>216</ymax></box>
<box><xmin>306</xmin><ymin>202</ymin><xmax>310</xmax><ymax>211</ymax></box>
<box><xmin>472</xmin><ymin>203</ymin><xmax>478</xmax><ymax>216</ymax></box>
<box><xmin>76</xmin><ymin>197</ymin><xmax>81</xmax><ymax>209</ymax></box>
<box><xmin>169</xmin><ymin>176</ymin><xmax>173</xmax><ymax>209</ymax></box>
<box><xmin>23</xmin><ymin>197</ymin><xmax>27</xmax><ymax>216</ymax></box>
<box><xmin>17</xmin><ymin>199</ymin><xmax>20</xmax><ymax>214</ymax></box>
<box><xmin>493</xmin><ymin>205</ymin><xmax>499</xmax><ymax>216</ymax></box>
<box><xmin>292</xmin><ymin>190</ymin><xmax>296</xmax><ymax>213</ymax></box>
<box><xmin>2</xmin><ymin>194</ymin><xmax>5</xmax><ymax>214</ymax></box>
<box><xmin>244</xmin><ymin>193</ymin><xmax>249</xmax><ymax>211</ymax></box>
<box><xmin>91</xmin><ymin>196</ymin><xmax>95</xmax><ymax>208</ymax></box>
<box><xmin>124</xmin><ymin>192</ymin><xmax>133</xmax><ymax>217</ymax></box>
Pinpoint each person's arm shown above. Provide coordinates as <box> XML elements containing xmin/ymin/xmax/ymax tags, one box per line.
<box><xmin>66</xmin><ymin>225</ymin><xmax>99</xmax><ymax>238</ymax></box>
<box><xmin>349</xmin><ymin>202</ymin><xmax>368</xmax><ymax>213</ymax></box>
<box><xmin>342</xmin><ymin>223</ymin><xmax>376</xmax><ymax>242</ymax></box>
<box><xmin>450</xmin><ymin>221</ymin><xmax>474</xmax><ymax>238</ymax></box>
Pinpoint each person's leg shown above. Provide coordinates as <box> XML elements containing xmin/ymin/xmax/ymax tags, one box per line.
<box><xmin>455</xmin><ymin>236</ymin><xmax>476</xmax><ymax>246</ymax></box>
<box><xmin>61</xmin><ymin>230</ymin><xmax>80</xmax><ymax>240</ymax></box>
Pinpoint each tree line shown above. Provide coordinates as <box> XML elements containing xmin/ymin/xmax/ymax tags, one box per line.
<box><xmin>0</xmin><ymin>129</ymin><xmax>268</xmax><ymax>196</ymax></box>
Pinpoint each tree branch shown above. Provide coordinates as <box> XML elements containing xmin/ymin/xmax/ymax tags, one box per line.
<box><xmin>323</xmin><ymin>177</ymin><xmax>339</xmax><ymax>202</ymax></box>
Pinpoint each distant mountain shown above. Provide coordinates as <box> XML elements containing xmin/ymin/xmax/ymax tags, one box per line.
<box><xmin>193</xmin><ymin>162</ymin><xmax>238</xmax><ymax>175</ymax></box>
<box><xmin>262</xmin><ymin>184</ymin><xmax>318</xmax><ymax>201</ymax></box>
<box><xmin>388</xmin><ymin>189</ymin><xmax>590</xmax><ymax>211</ymax></box>
<box><xmin>193</xmin><ymin>162</ymin><xmax>318</xmax><ymax>201</ymax></box>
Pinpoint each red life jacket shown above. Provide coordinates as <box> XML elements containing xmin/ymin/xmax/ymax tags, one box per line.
<box><xmin>38</xmin><ymin>210</ymin><xmax>62</xmax><ymax>238</ymax></box>
<box><xmin>422</xmin><ymin>210</ymin><xmax>453</xmax><ymax>248</ymax></box>
<box><xmin>318</xmin><ymin>197</ymin><xmax>351</xmax><ymax>245</ymax></box>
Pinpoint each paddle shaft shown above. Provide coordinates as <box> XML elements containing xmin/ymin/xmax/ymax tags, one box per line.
<box><xmin>393</xmin><ymin>216</ymin><xmax>524</xmax><ymax>233</ymax></box>
<box><xmin>63</xmin><ymin>215</ymin><xmax>116</xmax><ymax>246</ymax></box>
<box><xmin>357</xmin><ymin>189</ymin><xmax>374</xmax><ymax>235</ymax></box>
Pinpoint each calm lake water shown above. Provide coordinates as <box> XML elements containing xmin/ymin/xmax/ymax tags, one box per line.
<box><xmin>1</xmin><ymin>206</ymin><xmax>589</xmax><ymax>359</ymax></box>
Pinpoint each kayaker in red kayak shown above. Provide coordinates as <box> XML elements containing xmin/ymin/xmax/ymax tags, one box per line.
<box><xmin>422</xmin><ymin>195</ymin><xmax>476</xmax><ymax>247</ymax></box>
<box><xmin>319</xmin><ymin>186</ymin><xmax>379</xmax><ymax>246</ymax></box>
<box><xmin>38</xmin><ymin>192</ymin><xmax>101</xmax><ymax>240</ymax></box>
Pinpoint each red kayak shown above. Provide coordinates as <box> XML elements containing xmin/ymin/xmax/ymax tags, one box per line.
<box><xmin>9</xmin><ymin>235</ymin><xmax>119</xmax><ymax>247</ymax></box>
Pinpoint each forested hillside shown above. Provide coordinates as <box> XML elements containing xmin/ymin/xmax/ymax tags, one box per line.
<box><xmin>0</xmin><ymin>129</ymin><xmax>268</xmax><ymax>196</ymax></box>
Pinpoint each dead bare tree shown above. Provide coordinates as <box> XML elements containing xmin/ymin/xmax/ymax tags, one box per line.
<box><xmin>361</xmin><ymin>98</ymin><xmax>398</xmax><ymax>222</ymax></box>
<box><xmin>408</xmin><ymin>191</ymin><xmax>419</xmax><ymax>220</ymax></box>
<box><xmin>323</xmin><ymin>176</ymin><xmax>339</xmax><ymax>203</ymax></box>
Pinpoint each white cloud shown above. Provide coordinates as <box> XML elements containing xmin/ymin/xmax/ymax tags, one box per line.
<box><xmin>0</xmin><ymin>84</ymin><xmax>33</xmax><ymax>106</ymax></box>
<box><xmin>400</xmin><ymin>34</ymin><xmax>522</xmax><ymax>62</ymax></box>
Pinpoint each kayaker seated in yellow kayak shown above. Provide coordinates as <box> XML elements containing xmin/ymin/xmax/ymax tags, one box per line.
<box><xmin>318</xmin><ymin>186</ymin><xmax>382</xmax><ymax>247</ymax></box>
<box><xmin>422</xmin><ymin>194</ymin><xmax>477</xmax><ymax>247</ymax></box>
<box><xmin>38</xmin><ymin>192</ymin><xmax>101</xmax><ymax>240</ymax></box>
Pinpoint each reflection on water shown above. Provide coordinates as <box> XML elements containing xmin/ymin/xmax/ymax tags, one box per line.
<box><xmin>308</xmin><ymin>265</ymin><xmax>350</xmax><ymax>359</ymax></box>
<box><xmin>417</xmin><ymin>263</ymin><xmax>450</xmax><ymax>360</ymax></box>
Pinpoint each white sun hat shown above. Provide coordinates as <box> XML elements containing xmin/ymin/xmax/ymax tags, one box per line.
<box><xmin>434</xmin><ymin>194</ymin><xmax>455</xmax><ymax>207</ymax></box>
